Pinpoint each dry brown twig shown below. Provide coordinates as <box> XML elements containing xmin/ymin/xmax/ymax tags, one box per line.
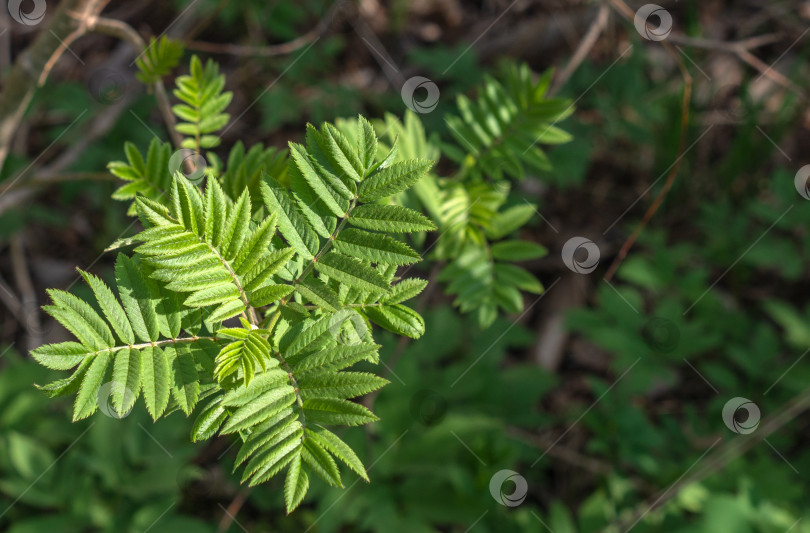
<box><xmin>667</xmin><ymin>32</ymin><xmax>781</xmax><ymax>52</ymax></box>
<box><xmin>0</xmin><ymin>0</ymin><xmax>109</xmax><ymax>324</ymax></box>
<box><xmin>551</xmin><ymin>2</ymin><xmax>610</xmax><ymax>96</ymax></box>
<box><xmin>0</xmin><ymin>273</ymin><xmax>22</xmax><ymax>319</ymax></box>
<box><xmin>0</xmin><ymin>89</ymin><xmax>134</xmax><ymax>215</ymax></box>
<box><xmin>603</xmin><ymin>0</ymin><xmax>693</xmax><ymax>282</ymax></box>
<box><xmin>216</xmin><ymin>488</ymin><xmax>253</xmax><ymax>533</ymax></box>
<box><xmin>0</xmin><ymin>2</ymin><xmax>170</xmax><ymax>214</ymax></box>
<box><xmin>10</xmin><ymin>235</ymin><xmax>41</xmax><ymax>350</ymax></box>
<box><xmin>86</xmin><ymin>17</ymin><xmax>183</xmax><ymax>148</ymax></box>
<box><xmin>603</xmin><ymin>0</ymin><xmax>804</xmax><ymax>280</ymax></box>
<box><xmin>598</xmin><ymin>4</ymin><xmax>810</xmax><ymax>529</ymax></box>
<box><xmin>667</xmin><ymin>32</ymin><xmax>806</xmax><ymax>99</ymax></box>
<box><xmin>0</xmin><ymin>13</ymin><xmax>195</xmax><ymax>213</ymax></box>
<box><xmin>38</xmin><ymin>1</ymin><xmax>108</xmax><ymax>85</ymax></box>
<box><xmin>187</xmin><ymin>0</ymin><xmax>347</xmax><ymax>57</ymax></box>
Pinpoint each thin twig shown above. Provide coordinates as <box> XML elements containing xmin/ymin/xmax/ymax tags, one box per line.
<box><xmin>28</xmin><ymin>172</ymin><xmax>115</xmax><ymax>185</ymax></box>
<box><xmin>217</xmin><ymin>488</ymin><xmax>253</xmax><ymax>533</ymax></box>
<box><xmin>10</xmin><ymin>236</ymin><xmax>41</xmax><ymax>350</ymax></box>
<box><xmin>735</xmin><ymin>48</ymin><xmax>805</xmax><ymax>99</ymax></box>
<box><xmin>0</xmin><ymin>172</ymin><xmax>113</xmax><ymax>198</ymax></box>
<box><xmin>551</xmin><ymin>2</ymin><xmax>610</xmax><ymax>96</ymax></box>
<box><xmin>349</xmin><ymin>6</ymin><xmax>405</xmax><ymax>88</ymax></box>
<box><xmin>0</xmin><ymin>91</ymin><xmax>134</xmax><ymax>215</ymax></box>
<box><xmin>38</xmin><ymin>1</ymin><xmax>109</xmax><ymax>85</ymax></box>
<box><xmin>666</xmin><ymin>32</ymin><xmax>781</xmax><ymax>52</ymax></box>
<box><xmin>606</xmin><ymin>385</ymin><xmax>810</xmax><ymax>531</ymax></box>
<box><xmin>0</xmin><ymin>10</ymin><xmax>11</xmax><ymax>69</ymax></box>
<box><xmin>603</xmin><ymin>0</ymin><xmax>693</xmax><ymax>282</ymax></box>
<box><xmin>88</xmin><ymin>17</ymin><xmax>183</xmax><ymax>148</ymax></box>
<box><xmin>508</xmin><ymin>426</ymin><xmax>658</xmax><ymax>494</ymax></box>
<box><xmin>0</xmin><ymin>273</ymin><xmax>23</xmax><ymax>319</ymax></box>
<box><xmin>187</xmin><ymin>0</ymin><xmax>345</xmax><ymax>57</ymax></box>
<box><xmin>667</xmin><ymin>32</ymin><xmax>805</xmax><ymax>99</ymax></box>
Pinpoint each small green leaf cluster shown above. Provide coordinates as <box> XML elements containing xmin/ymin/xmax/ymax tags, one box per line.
<box><xmin>334</xmin><ymin>65</ymin><xmax>570</xmax><ymax>326</ymax></box>
<box><xmin>135</xmin><ymin>36</ymin><xmax>184</xmax><ymax>84</ymax></box>
<box><xmin>172</xmin><ymin>56</ymin><xmax>232</xmax><ymax>151</ymax></box>
<box><xmin>444</xmin><ymin>64</ymin><xmax>573</xmax><ymax>181</ymax></box>
<box><xmin>108</xmin><ymin>139</ymin><xmax>173</xmax><ymax>215</ymax></box>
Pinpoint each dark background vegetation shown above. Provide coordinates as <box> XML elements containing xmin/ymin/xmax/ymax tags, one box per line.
<box><xmin>1</xmin><ymin>0</ymin><xmax>810</xmax><ymax>531</ymax></box>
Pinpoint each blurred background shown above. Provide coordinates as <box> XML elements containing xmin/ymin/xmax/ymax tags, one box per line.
<box><xmin>1</xmin><ymin>0</ymin><xmax>810</xmax><ymax>531</ymax></box>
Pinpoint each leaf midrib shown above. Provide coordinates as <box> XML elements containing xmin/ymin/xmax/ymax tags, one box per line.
<box><xmin>78</xmin><ymin>335</ymin><xmax>216</xmax><ymax>358</ymax></box>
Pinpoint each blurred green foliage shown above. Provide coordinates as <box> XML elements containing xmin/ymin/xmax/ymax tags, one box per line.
<box><xmin>0</xmin><ymin>351</ymin><xmax>214</xmax><ymax>533</ymax></box>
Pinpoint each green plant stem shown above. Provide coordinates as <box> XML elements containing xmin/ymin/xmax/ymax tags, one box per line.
<box><xmin>293</xmin><ymin>197</ymin><xmax>358</xmax><ymax>285</ymax></box>
<box><xmin>269</xmin><ymin>197</ymin><xmax>360</xmax><ymax>443</ymax></box>
<box><xmin>186</xmin><ymin>221</ymin><xmax>259</xmax><ymax>325</ymax></box>
<box><xmin>67</xmin><ymin>336</ymin><xmax>216</xmax><ymax>358</ymax></box>
<box><xmin>301</xmin><ymin>303</ymin><xmax>382</xmax><ymax>309</ymax></box>
<box><xmin>265</xmin><ymin>309</ymin><xmax>283</xmax><ymax>333</ymax></box>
